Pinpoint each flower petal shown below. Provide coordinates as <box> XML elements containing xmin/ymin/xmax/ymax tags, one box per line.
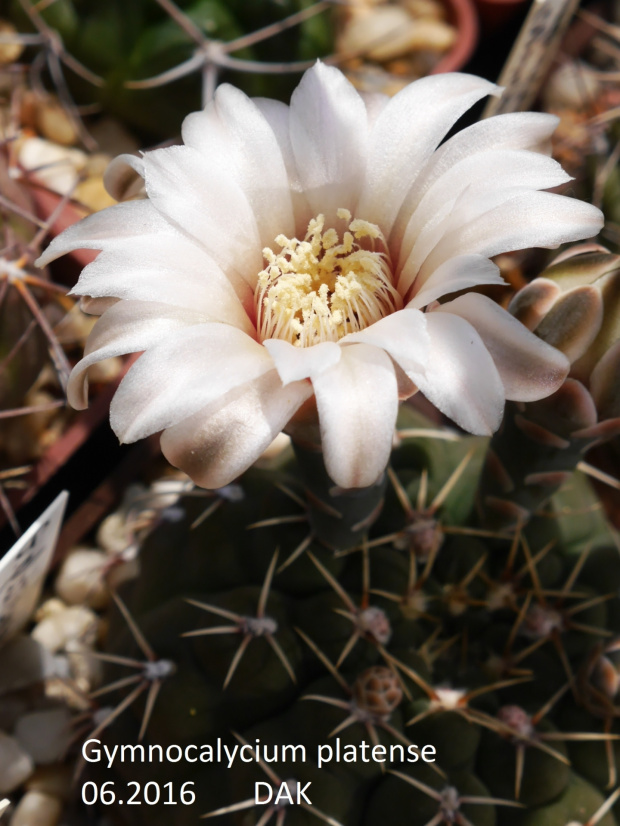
<box><xmin>436</xmin><ymin>293</ymin><xmax>570</xmax><ymax>401</ymax></box>
<box><xmin>263</xmin><ymin>339</ymin><xmax>341</xmax><ymax>385</ymax></box>
<box><xmin>357</xmin><ymin>73</ymin><xmax>499</xmax><ymax>233</ymax></box>
<box><xmin>142</xmin><ymin>145</ymin><xmax>262</xmax><ymax>286</ymax></box>
<box><xmin>67</xmin><ymin>300</ymin><xmax>200</xmax><ymax>409</ymax></box>
<box><xmin>360</xmin><ymin>91</ymin><xmax>390</xmax><ymax>128</ymax></box>
<box><xmin>80</xmin><ymin>296</ymin><xmax>118</xmax><ymax>316</ymax></box>
<box><xmin>397</xmin><ymin>148</ymin><xmax>571</xmax><ymax>283</ymax></box>
<box><xmin>252</xmin><ymin>97</ymin><xmax>312</xmax><ymax>229</ymax></box>
<box><xmin>36</xmin><ymin>200</ymin><xmax>173</xmax><ymax>268</ymax></box>
<box><xmin>103</xmin><ymin>153</ymin><xmax>145</xmax><ymax>200</ymax></box>
<box><xmin>391</xmin><ymin>112</ymin><xmax>560</xmax><ymax>255</ymax></box>
<box><xmin>182</xmin><ymin>84</ymin><xmax>295</xmax><ymax>245</ymax></box>
<box><xmin>312</xmin><ymin>343</ymin><xmax>398</xmax><ymax>488</ymax></box>
<box><xmin>342</xmin><ymin>308</ymin><xmax>429</xmax><ymax>373</ymax></box>
<box><xmin>71</xmin><ymin>235</ymin><xmax>253</xmax><ymax>334</ymax></box>
<box><xmin>160</xmin><ymin>371</ymin><xmax>312</xmax><ymax>489</ymax></box>
<box><xmin>418</xmin><ymin>190</ymin><xmax>604</xmax><ymax>284</ymax></box>
<box><xmin>407</xmin><ymin>312</ymin><xmax>505</xmax><ymax>435</ymax></box>
<box><xmin>289</xmin><ymin>62</ymin><xmax>368</xmax><ymax>220</ymax></box>
<box><xmin>110</xmin><ymin>324</ymin><xmax>273</xmax><ymax>442</ymax></box>
<box><xmin>407</xmin><ymin>254</ymin><xmax>505</xmax><ymax>309</ymax></box>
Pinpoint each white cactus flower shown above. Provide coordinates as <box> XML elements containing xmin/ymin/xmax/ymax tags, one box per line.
<box><xmin>38</xmin><ymin>64</ymin><xmax>603</xmax><ymax>489</ymax></box>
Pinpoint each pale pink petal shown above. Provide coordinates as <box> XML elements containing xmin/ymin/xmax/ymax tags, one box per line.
<box><xmin>252</xmin><ymin>97</ymin><xmax>312</xmax><ymax>229</ymax></box>
<box><xmin>182</xmin><ymin>84</ymin><xmax>295</xmax><ymax>245</ymax></box>
<box><xmin>407</xmin><ymin>312</ymin><xmax>505</xmax><ymax>435</ymax></box>
<box><xmin>67</xmin><ymin>300</ymin><xmax>200</xmax><ymax>409</ymax></box>
<box><xmin>342</xmin><ymin>308</ymin><xmax>429</xmax><ymax>373</ymax></box>
<box><xmin>103</xmin><ymin>153</ymin><xmax>145</xmax><ymax>200</ymax></box>
<box><xmin>289</xmin><ymin>62</ymin><xmax>368</xmax><ymax>220</ymax></box>
<box><xmin>312</xmin><ymin>343</ymin><xmax>398</xmax><ymax>488</ymax></box>
<box><xmin>142</xmin><ymin>145</ymin><xmax>262</xmax><ymax>286</ymax></box>
<box><xmin>35</xmin><ymin>200</ymin><xmax>173</xmax><ymax>267</ymax></box>
<box><xmin>391</xmin><ymin>112</ymin><xmax>559</xmax><ymax>256</ymax></box>
<box><xmin>160</xmin><ymin>371</ymin><xmax>312</xmax><ymax>489</ymax></box>
<box><xmin>418</xmin><ymin>190</ymin><xmax>603</xmax><ymax>283</ymax></box>
<box><xmin>399</xmin><ymin>186</ymin><xmax>603</xmax><ymax>296</ymax></box>
<box><xmin>263</xmin><ymin>339</ymin><xmax>341</xmax><ymax>384</ymax></box>
<box><xmin>357</xmin><ymin>73</ymin><xmax>499</xmax><ymax>232</ymax></box>
<box><xmin>437</xmin><ymin>293</ymin><xmax>569</xmax><ymax>401</ymax></box>
<box><xmin>110</xmin><ymin>324</ymin><xmax>272</xmax><ymax>443</ymax></box>
<box><xmin>360</xmin><ymin>91</ymin><xmax>390</xmax><ymax>128</ymax></box>
<box><xmin>419</xmin><ymin>112</ymin><xmax>559</xmax><ymax>186</ymax></box>
<box><xmin>251</xmin><ymin>99</ymin><xmax>298</xmax><ymax>187</ymax></box>
<box><xmin>407</xmin><ymin>255</ymin><xmax>505</xmax><ymax>309</ymax></box>
<box><xmin>71</xmin><ymin>236</ymin><xmax>253</xmax><ymax>334</ymax></box>
<box><xmin>397</xmin><ymin>149</ymin><xmax>571</xmax><ymax>277</ymax></box>
<box><xmin>80</xmin><ymin>296</ymin><xmax>118</xmax><ymax>316</ymax></box>
<box><xmin>254</xmin><ymin>90</ymin><xmax>387</xmax><ymax>226</ymax></box>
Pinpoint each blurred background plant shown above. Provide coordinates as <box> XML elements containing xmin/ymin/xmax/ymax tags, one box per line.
<box><xmin>540</xmin><ymin>9</ymin><xmax>620</xmax><ymax>253</ymax></box>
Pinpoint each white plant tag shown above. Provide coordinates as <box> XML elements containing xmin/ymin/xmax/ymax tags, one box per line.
<box><xmin>0</xmin><ymin>491</ymin><xmax>68</xmax><ymax>648</ymax></box>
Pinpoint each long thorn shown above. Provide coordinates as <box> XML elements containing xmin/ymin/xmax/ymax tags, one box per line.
<box><xmin>258</xmin><ymin>550</ymin><xmax>279</xmax><ymax>618</ymax></box>
<box><xmin>588</xmin><ymin>787</ymin><xmax>620</xmax><ymax>825</ymax></box>
<box><xmin>307</xmin><ymin>551</ymin><xmax>356</xmax><ymax>612</ymax></box>
<box><xmin>182</xmin><ymin>626</ymin><xmax>240</xmax><ymax>637</ymax></box>
<box><xmin>223</xmin><ymin>635</ymin><xmax>252</xmax><ymax>689</ymax></box>
<box><xmin>138</xmin><ymin>679</ymin><xmax>162</xmax><ymax>741</ymax></box>
<box><xmin>429</xmin><ymin>448</ymin><xmax>475</xmax><ymax>512</ymax></box>
<box><xmin>278</xmin><ymin>532</ymin><xmax>313</xmax><ymax>572</ymax></box>
<box><xmin>112</xmin><ymin>592</ymin><xmax>156</xmax><ymax>661</ymax></box>
<box><xmin>295</xmin><ymin>627</ymin><xmax>349</xmax><ymax>692</ymax></box>
<box><xmin>387</xmin><ymin>466</ymin><xmax>414</xmax><ymax>517</ymax></box>
<box><xmin>266</xmin><ymin>634</ymin><xmax>296</xmax><ymax>683</ymax></box>
<box><xmin>185</xmin><ymin>598</ymin><xmax>241</xmax><ymax>623</ymax></box>
<box><xmin>89</xmin><ymin>674</ymin><xmax>143</xmax><ymax>698</ymax></box>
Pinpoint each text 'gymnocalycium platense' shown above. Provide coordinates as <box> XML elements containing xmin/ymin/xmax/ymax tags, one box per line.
<box><xmin>38</xmin><ymin>63</ymin><xmax>604</xmax><ymax>491</ymax></box>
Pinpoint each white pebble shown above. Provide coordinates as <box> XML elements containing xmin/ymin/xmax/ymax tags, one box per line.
<box><xmin>25</xmin><ymin>765</ymin><xmax>72</xmax><ymax>800</ymax></box>
<box><xmin>31</xmin><ymin>606</ymin><xmax>99</xmax><ymax>653</ymax></box>
<box><xmin>55</xmin><ymin>549</ymin><xmax>110</xmax><ymax>609</ymax></box>
<box><xmin>339</xmin><ymin>5</ymin><xmax>454</xmax><ymax>61</ymax></box>
<box><xmin>9</xmin><ymin>790</ymin><xmax>62</xmax><ymax>826</ymax></box>
<box><xmin>96</xmin><ymin>512</ymin><xmax>132</xmax><ymax>555</ymax></box>
<box><xmin>0</xmin><ymin>731</ymin><xmax>34</xmax><ymax>794</ymax></box>
<box><xmin>34</xmin><ymin>599</ymin><xmax>65</xmax><ymax>622</ymax></box>
<box><xmin>15</xmin><ymin>708</ymin><xmax>73</xmax><ymax>766</ymax></box>
<box><xmin>543</xmin><ymin>60</ymin><xmax>601</xmax><ymax>110</ymax></box>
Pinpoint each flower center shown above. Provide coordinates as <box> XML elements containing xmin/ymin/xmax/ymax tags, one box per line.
<box><xmin>256</xmin><ymin>209</ymin><xmax>401</xmax><ymax>347</ymax></box>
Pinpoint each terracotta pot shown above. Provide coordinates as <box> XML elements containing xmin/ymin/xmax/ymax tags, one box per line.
<box><xmin>433</xmin><ymin>0</ymin><xmax>480</xmax><ymax>73</ymax></box>
<box><xmin>0</xmin><ymin>356</ymin><xmax>137</xmax><ymax>534</ymax></box>
<box><xmin>472</xmin><ymin>0</ymin><xmax>528</xmax><ymax>35</ymax></box>
<box><xmin>0</xmin><ymin>179</ymin><xmax>135</xmax><ymax>534</ymax></box>
<box><xmin>3</xmin><ymin>158</ymin><xmax>109</xmax><ymax>483</ymax></box>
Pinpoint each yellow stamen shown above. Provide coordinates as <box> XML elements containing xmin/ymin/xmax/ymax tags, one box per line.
<box><xmin>256</xmin><ymin>210</ymin><xmax>401</xmax><ymax>347</ymax></box>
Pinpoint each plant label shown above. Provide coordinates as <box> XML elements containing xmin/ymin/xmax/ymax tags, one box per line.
<box><xmin>0</xmin><ymin>491</ymin><xmax>68</xmax><ymax>648</ymax></box>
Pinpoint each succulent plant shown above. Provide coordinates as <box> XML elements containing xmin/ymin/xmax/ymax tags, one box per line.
<box><xmin>5</xmin><ymin>0</ymin><xmax>334</xmax><ymax>143</ymax></box>
<box><xmin>79</xmin><ymin>255</ymin><xmax>620</xmax><ymax>822</ymax></box>
<box><xmin>3</xmin><ymin>8</ymin><xmax>619</xmax><ymax>822</ymax></box>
